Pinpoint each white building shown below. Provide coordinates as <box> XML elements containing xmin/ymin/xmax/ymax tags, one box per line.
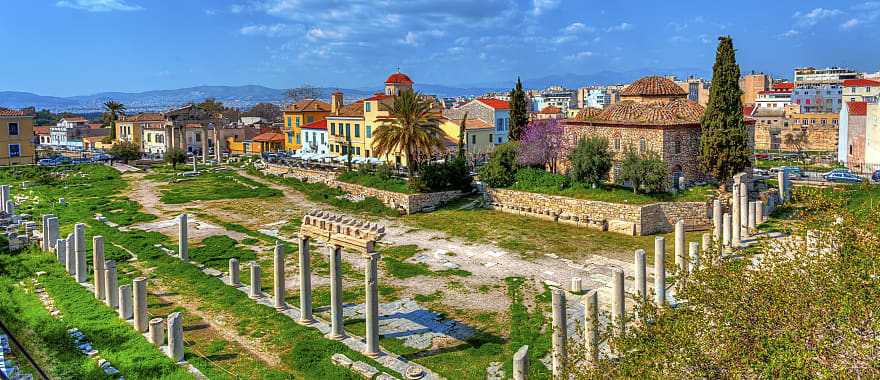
<box><xmin>755</xmin><ymin>90</ymin><xmax>792</xmax><ymax>110</ymax></box>
<box><xmin>299</xmin><ymin>119</ymin><xmax>329</xmax><ymax>155</ymax></box>
<box><xmin>142</xmin><ymin>127</ymin><xmax>167</xmax><ymax>159</ymax></box>
<box><xmin>50</xmin><ymin>116</ymin><xmax>89</xmax><ymax>148</ymax></box>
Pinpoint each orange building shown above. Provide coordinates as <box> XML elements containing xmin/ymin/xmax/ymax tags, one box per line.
<box><xmin>282</xmin><ymin>99</ymin><xmax>332</xmax><ymax>151</ymax></box>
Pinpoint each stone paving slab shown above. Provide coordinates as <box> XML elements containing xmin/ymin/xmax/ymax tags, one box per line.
<box><xmin>342</xmin><ymin>299</ymin><xmax>476</xmax><ymax>350</ymax></box>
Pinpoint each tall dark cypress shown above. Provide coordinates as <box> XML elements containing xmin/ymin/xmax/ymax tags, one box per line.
<box><xmin>508</xmin><ymin>77</ymin><xmax>529</xmax><ymax>141</ymax></box>
<box><xmin>699</xmin><ymin>36</ymin><xmax>750</xmax><ymax>184</ymax></box>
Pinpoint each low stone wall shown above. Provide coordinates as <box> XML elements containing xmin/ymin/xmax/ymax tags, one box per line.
<box><xmin>269</xmin><ymin>164</ymin><xmax>463</xmax><ymax>214</ymax></box>
<box><xmin>485</xmin><ymin>187</ymin><xmax>712</xmax><ymax>236</ymax></box>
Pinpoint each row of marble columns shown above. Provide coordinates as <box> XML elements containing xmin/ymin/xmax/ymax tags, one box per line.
<box><xmin>223</xmin><ymin>236</ymin><xmax>383</xmax><ymax>357</ymax></box>
<box><xmin>46</xmin><ymin>217</ymin><xmax>185</xmax><ymax>363</ymax></box>
<box><xmin>0</xmin><ymin>184</ymin><xmax>11</xmax><ymax>214</ymax></box>
<box><xmin>534</xmin><ymin>219</ymin><xmax>720</xmax><ymax>378</ymax></box>
<box><xmin>711</xmin><ymin>182</ymin><xmax>769</xmax><ymax>249</ymax></box>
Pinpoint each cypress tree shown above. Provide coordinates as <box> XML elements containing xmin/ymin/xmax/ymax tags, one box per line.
<box><xmin>508</xmin><ymin>77</ymin><xmax>529</xmax><ymax>141</ymax></box>
<box><xmin>699</xmin><ymin>36</ymin><xmax>751</xmax><ymax>184</ymax></box>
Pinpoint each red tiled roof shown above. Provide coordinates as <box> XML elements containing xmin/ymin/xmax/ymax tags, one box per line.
<box><xmin>385</xmin><ymin>72</ymin><xmax>414</xmax><ymax>85</ymax></box>
<box><xmin>288</xmin><ymin>98</ymin><xmax>332</xmax><ymax>112</ymax></box>
<box><xmin>574</xmin><ymin>107</ymin><xmax>602</xmax><ymax>121</ymax></box>
<box><xmin>758</xmin><ymin>90</ymin><xmax>792</xmax><ymax>95</ymax></box>
<box><xmin>443</xmin><ymin>117</ymin><xmax>494</xmax><ymax>130</ymax></box>
<box><xmin>476</xmin><ymin>98</ymin><xmax>510</xmax><ymax>110</ymax></box>
<box><xmin>88</xmin><ymin>123</ymin><xmax>104</xmax><ymax>129</ymax></box>
<box><xmin>539</xmin><ymin>106</ymin><xmax>562</xmax><ymax>114</ymax></box>
<box><xmin>620</xmin><ymin>76</ymin><xmax>687</xmax><ymax>97</ymax></box>
<box><xmin>772</xmin><ymin>82</ymin><xmax>794</xmax><ymax>91</ymax></box>
<box><xmin>0</xmin><ymin>109</ymin><xmax>26</xmax><ymax>117</ymax></box>
<box><xmin>33</xmin><ymin>127</ymin><xmax>50</xmax><ymax>135</ymax></box>
<box><xmin>742</xmin><ymin>105</ymin><xmax>755</xmax><ymax>118</ymax></box>
<box><xmin>843</xmin><ymin>79</ymin><xmax>880</xmax><ymax>87</ymax></box>
<box><xmin>847</xmin><ymin>101</ymin><xmax>867</xmax><ymax>116</ymax></box>
<box><xmin>184</xmin><ymin>123</ymin><xmax>203</xmax><ymax>129</ymax></box>
<box><xmin>124</xmin><ymin>112</ymin><xmax>165</xmax><ymax>122</ymax></box>
<box><xmin>252</xmin><ymin>132</ymin><xmax>286</xmax><ymax>142</ymax></box>
<box><xmin>366</xmin><ymin>93</ymin><xmax>394</xmax><ymax>101</ymax></box>
<box><xmin>301</xmin><ymin>119</ymin><xmax>327</xmax><ymax>130</ymax></box>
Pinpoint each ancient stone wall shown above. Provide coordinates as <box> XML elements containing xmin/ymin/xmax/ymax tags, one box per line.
<box><xmin>270</xmin><ymin>164</ymin><xmax>462</xmax><ymax>214</ymax></box>
<box><xmin>486</xmin><ymin>187</ymin><xmax>711</xmax><ymax>236</ymax></box>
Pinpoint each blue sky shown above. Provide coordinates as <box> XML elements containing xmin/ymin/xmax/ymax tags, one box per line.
<box><xmin>2</xmin><ymin>0</ymin><xmax>879</xmax><ymax>96</ymax></box>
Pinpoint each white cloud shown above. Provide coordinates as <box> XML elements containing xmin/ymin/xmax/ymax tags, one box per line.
<box><xmin>794</xmin><ymin>8</ymin><xmax>843</xmax><ymax>27</ymax></box>
<box><xmin>841</xmin><ymin>18</ymin><xmax>861</xmax><ymax>29</ymax></box>
<box><xmin>239</xmin><ymin>24</ymin><xmax>298</xmax><ymax>37</ymax></box>
<box><xmin>306</xmin><ymin>27</ymin><xmax>349</xmax><ymax>41</ymax></box>
<box><xmin>565</xmin><ymin>51</ymin><xmax>594</xmax><ymax>60</ymax></box>
<box><xmin>398</xmin><ymin>30</ymin><xmax>446</xmax><ymax>46</ymax></box>
<box><xmin>55</xmin><ymin>0</ymin><xmax>143</xmax><ymax>12</ymax></box>
<box><xmin>779</xmin><ymin>29</ymin><xmax>800</xmax><ymax>38</ymax></box>
<box><xmin>605</xmin><ymin>22</ymin><xmax>633</xmax><ymax>32</ymax></box>
<box><xmin>564</xmin><ymin>22</ymin><xmax>594</xmax><ymax>34</ymax></box>
<box><xmin>532</xmin><ymin>0</ymin><xmax>560</xmax><ymax>15</ymax></box>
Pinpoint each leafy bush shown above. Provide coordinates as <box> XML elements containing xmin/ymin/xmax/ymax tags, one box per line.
<box><xmin>513</xmin><ymin>167</ymin><xmax>570</xmax><ymax>190</ymax></box>
<box><xmin>165</xmin><ymin>147</ymin><xmax>187</xmax><ymax>169</ymax></box>
<box><xmin>108</xmin><ymin>141</ymin><xmax>141</xmax><ymax>163</ymax></box>
<box><xmin>338</xmin><ymin>169</ymin><xmax>411</xmax><ymax>194</ymax></box>
<box><xmin>411</xmin><ymin>158</ymin><xmax>473</xmax><ymax>193</ymax></box>
<box><xmin>568</xmin><ymin>136</ymin><xmax>612</xmax><ymax>187</ymax></box>
<box><xmin>480</xmin><ymin>142</ymin><xmax>519</xmax><ymax>188</ymax></box>
<box><xmin>618</xmin><ymin>148</ymin><xmax>668</xmax><ymax>194</ymax></box>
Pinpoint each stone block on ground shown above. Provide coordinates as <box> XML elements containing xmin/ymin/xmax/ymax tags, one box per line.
<box><xmin>331</xmin><ymin>353</ymin><xmax>353</xmax><ymax>368</ymax></box>
<box><xmin>351</xmin><ymin>361</ymin><xmax>380</xmax><ymax>379</ymax></box>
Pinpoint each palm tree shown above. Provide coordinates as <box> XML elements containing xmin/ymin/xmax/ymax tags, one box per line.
<box><xmin>103</xmin><ymin>100</ymin><xmax>126</xmax><ymax>140</ymax></box>
<box><xmin>372</xmin><ymin>90</ymin><xmax>445</xmax><ymax>177</ymax></box>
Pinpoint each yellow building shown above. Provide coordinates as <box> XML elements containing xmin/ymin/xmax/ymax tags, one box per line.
<box><xmin>0</xmin><ymin>109</ymin><xmax>35</xmax><ymax>165</ymax></box>
<box><xmin>115</xmin><ymin>112</ymin><xmax>165</xmax><ymax>148</ymax></box>
<box><xmin>327</xmin><ymin>71</ymin><xmax>450</xmax><ymax>167</ymax></box>
<box><xmin>282</xmin><ymin>99</ymin><xmax>331</xmax><ymax>151</ymax></box>
<box><xmin>439</xmin><ymin>117</ymin><xmax>496</xmax><ymax>155</ymax></box>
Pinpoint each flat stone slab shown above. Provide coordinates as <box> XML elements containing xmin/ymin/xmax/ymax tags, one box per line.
<box><xmin>342</xmin><ymin>298</ymin><xmax>475</xmax><ymax>350</ymax></box>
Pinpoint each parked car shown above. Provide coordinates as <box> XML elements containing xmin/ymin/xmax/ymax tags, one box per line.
<box><xmin>92</xmin><ymin>154</ymin><xmax>112</xmax><ymax>161</ymax></box>
<box><xmin>872</xmin><ymin>170</ymin><xmax>880</xmax><ymax>183</ymax></box>
<box><xmin>822</xmin><ymin>168</ymin><xmax>851</xmax><ymax>179</ymax></box>
<box><xmin>754</xmin><ymin>153</ymin><xmax>770</xmax><ymax>160</ymax></box>
<box><xmin>752</xmin><ymin>168</ymin><xmax>770</xmax><ymax>176</ymax></box>
<box><xmin>825</xmin><ymin>172</ymin><xmax>864</xmax><ymax>183</ymax></box>
<box><xmin>38</xmin><ymin>158</ymin><xmax>58</xmax><ymax>166</ymax></box>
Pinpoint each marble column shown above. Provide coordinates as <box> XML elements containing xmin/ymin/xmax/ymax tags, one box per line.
<box><xmin>167</xmin><ymin>312</ymin><xmax>184</xmax><ymax>363</ymax></box>
<box><xmin>273</xmin><ymin>241</ymin><xmax>286</xmax><ymax>310</ymax></box>
<box><xmin>731</xmin><ymin>187</ymin><xmax>741</xmax><ymax>247</ymax></box>
<box><xmin>739</xmin><ymin>182</ymin><xmax>749</xmax><ymax>229</ymax></box>
<box><xmin>6</xmin><ymin>200</ymin><xmax>14</xmax><ymax>216</ymax></box>
<box><xmin>328</xmin><ymin>245</ymin><xmax>345</xmax><ymax>340</ymax></box>
<box><xmin>201</xmin><ymin>128</ymin><xmax>208</xmax><ymax>164</ymax></box>
<box><xmin>513</xmin><ymin>345</ymin><xmax>529</xmax><ymax>380</ymax></box>
<box><xmin>688</xmin><ymin>242</ymin><xmax>700</xmax><ymax>274</ymax></box>
<box><xmin>777</xmin><ymin>170</ymin><xmax>786</xmax><ymax>204</ymax></box>
<box><xmin>756</xmin><ymin>200</ymin><xmax>764</xmax><ymax>224</ymax></box>
<box><xmin>149</xmin><ymin>318</ymin><xmax>164</xmax><ymax>347</ymax></box>
<box><xmin>654</xmin><ymin>236</ymin><xmax>666</xmax><ymax>305</ymax></box>
<box><xmin>748</xmin><ymin>201</ymin><xmax>757</xmax><ymax>232</ymax></box>
<box><xmin>0</xmin><ymin>185</ymin><xmax>7</xmax><ymax>213</ymax></box>
<box><xmin>722</xmin><ymin>213</ymin><xmax>732</xmax><ymax>247</ymax></box>
<box><xmin>364</xmin><ymin>252</ymin><xmax>381</xmax><ymax>357</ymax></box>
<box><xmin>73</xmin><ymin>225</ymin><xmax>86</xmax><ymax>281</ymax></box>
<box><xmin>550</xmin><ymin>288</ymin><xmax>567</xmax><ymax>377</ymax></box>
<box><xmin>133</xmin><ymin>277</ymin><xmax>148</xmax><ymax>332</ymax></box>
<box><xmin>104</xmin><ymin>260</ymin><xmax>118</xmax><ymax>308</ymax></box>
<box><xmin>178</xmin><ymin>214</ymin><xmax>188</xmax><ymax>261</ymax></box>
<box><xmin>249</xmin><ymin>261</ymin><xmax>261</xmax><ymax>298</ymax></box>
<box><xmin>46</xmin><ymin>217</ymin><xmax>59</xmax><ymax>250</ymax></box>
<box><xmin>674</xmin><ymin>220</ymin><xmax>685</xmax><ymax>273</ymax></box>
<box><xmin>612</xmin><ymin>268</ymin><xmax>625</xmax><ymax>335</ymax></box>
<box><xmin>583</xmin><ymin>289</ymin><xmax>599</xmax><ymax>365</ymax></box>
<box><xmin>93</xmin><ymin>236</ymin><xmax>105</xmax><ymax>300</ymax></box>
<box><xmin>633</xmin><ymin>249</ymin><xmax>646</xmax><ymax>302</ymax></box>
<box><xmin>41</xmin><ymin>214</ymin><xmax>53</xmax><ymax>251</ymax></box>
<box><xmin>65</xmin><ymin>234</ymin><xmax>75</xmax><ymax>274</ymax></box>
<box><xmin>56</xmin><ymin>238</ymin><xmax>67</xmax><ymax>267</ymax></box>
<box><xmin>712</xmin><ymin>199</ymin><xmax>722</xmax><ymax>242</ymax></box>
<box><xmin>570</xmin><ymin>277</ymin><xmax>582</xmax><ymax>293</ymax></box>
<box><xmin>118</xmin><ymin>284</ymin><xmax>133</xmax><ymax>320</ymax></box>
<box><xmin>228</xmin><ymin>258</ymin><xmax>240</xmax><ymax>286</ymax></box>
<box><xmin>701</xmin><ymin>233</ymin><xmax>711</xmax><ymax>255</ymax></box>
<box><xmin>213</xmin><ymin>127</ymin><xmax>221</xmax><ymax>163</ymax></box>
<box><xmin>299</xmin><ymin>237</ymin><xmax>313</xmax><ymax>323</ymax></box>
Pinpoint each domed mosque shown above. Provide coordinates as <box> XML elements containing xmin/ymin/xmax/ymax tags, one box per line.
<box><xmin>565</xmin><ymin>76</ymin><xmax>713</xmax><ymax>190</ymax></box>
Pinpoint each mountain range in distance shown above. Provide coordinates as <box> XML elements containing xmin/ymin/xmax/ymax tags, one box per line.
<box><xmin>0</xmin><ymin>68</ymin><xmax>708</xmax><ymax>113</ymax></box>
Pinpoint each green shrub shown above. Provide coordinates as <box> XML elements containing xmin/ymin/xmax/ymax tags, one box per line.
<box><xmin>480</xmin><ymin>142</ymin><xmax>519</xmax><ymax>188</ymax></box>
<box><xmin>513</xmin><ymin>167</ymin><xmax>570</xmax><ymax>190</ymax></box>
<box><xmin>568</xmin><ymin>136</ymin><xmax>612</xmax><ymax>187</ymax></box>
<box><xmin>411</xmin><ymin>158</ymin><xmax>472</xmax><ymax>193</ymax></box>
<box><xmin>618</xmin><ymin>148</ymin><xmax>669</xmax><ymax>194</ymax></box>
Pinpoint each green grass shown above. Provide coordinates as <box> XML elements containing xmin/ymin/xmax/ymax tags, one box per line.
<box><xmin>338</xmin><ymin>170</ymin><xmax>414</xmax><ymax>194</ymax></box>
<box><xmin>158</xmin><ymin>171</ymin><xmax>283</xmax><ymax>204</ymax></box>
<box><xmin>502</xmin><ymin>277</ymin><xmax>551</xmax><ymax>379</ymax></box>
<box><xmin>506</xmin><ymin>168</ymin><xmax>715</xmax><ymax>204</ymax></box>
<box><xmin>0</xmin><ymin>248</ymin><xmax>193</xmax><ymax>379</ymax></box>
<box><xmin>381</xmin><ymin>245</ymin><xmax>472</xmax><ymax>279</ymax></box>
<box><xmin>247</xmin><ymin>166</ymin><xmax>399</xmax><ymax>217</ymax></box>
<box><xmin>189</xmin><ymin>235</ymin><xmax>257</xmax><ymax>270</ymax></box>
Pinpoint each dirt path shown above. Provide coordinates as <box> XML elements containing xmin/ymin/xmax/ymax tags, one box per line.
<box><xmin>113</xmin><ymin>242</ymin><xmax>285</xmax><ymax>369</ymax></box>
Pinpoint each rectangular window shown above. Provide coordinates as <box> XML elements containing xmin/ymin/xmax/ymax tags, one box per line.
<box><xmin>287</xmin><ymin>117</ymin><xmax>292</xmax><ymax>127</ymax></box>
<box><xmin>489</xmin><ymin>133</ymin><xmax>493</xmax><ymax>142</ymax></box>
<box><xmin>354</xmin><ymin>125</ymin><xmax>360</xmax><ymax>138</ymax></box>
<box><xmin>307</xmin><ymin>116</ymin><xmax>314</xmax><ymax>123</ymax></box>
<box><xmin>366</xmin><ymin>125</ymin><xmax>372</xmax><ymax>138</ymax></box>
<box><xmin>296</xmin><ymin>134</ymin><xmax>301</xmax><ymax>144</ymax></box>
<box><xmin>295</xmin><ymin>116</ymin><xmax>301</xmax><ymax>126</ymax></box>
<box><xmin>321</xmin><ymin>134</ymin><xmax>325</xmax><ymax>144</ymax></box>
<box><xmin>365</xmin><ymin>102</ymin><xmax>372</xmax><ymax>112</ymax></box>
<box><xmin>8</xmin><ymin>144</ymin><xmax>20</xmax><ymax>157</ymax></box>
<box><xmin>345</xmin><ymin>124</ymin><xmax>351</xmax><ymax>138</ymax></box>
<box><xmin>331</xmin><ymin>123</ymin><xmax>336</xmax><ymax>135</ymax></box>
<box><xmin>471</xmin><ymin>135</ymin><xmax>476</xmax><ymax>144</ymax></box>
<box><xmin>496</xmin><ymin>118</ymin><xmax>503</xmax><ymax>130</ymax></box>
<box><xmin>356</xmin><ymin>147</ymin><xmax>361</xmax><ymax>155</ymax></box>
<box><xmin>366</xmin><ymin>149</ymin><xmax>370</xmax><ymax>157</ymax></box>
<box><xmin>8</xmin><ymin>123</ymin><xmax>18</xmax><ymax>136</ymax></box>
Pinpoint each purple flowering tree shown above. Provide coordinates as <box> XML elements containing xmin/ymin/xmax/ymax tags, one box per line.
<box><xmin>517</xmin><ymin>119</ymin><xmax>565</xmax><ymax>173</ymax></box>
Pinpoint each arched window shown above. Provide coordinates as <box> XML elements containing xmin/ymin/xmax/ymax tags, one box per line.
<box><xmin>613</xmin><ymin>137</ymin><xmax>621</xmax><ymax>151</ymax></box>
<box><xmin>639</xmin><ymin>137</ymin><xmax>646</xmax><ymax>154</ymax></box>
<box><xmin>674</xmin><ymin>140</ymin><xmax>681</xmax><ymax>154</ymax></box>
